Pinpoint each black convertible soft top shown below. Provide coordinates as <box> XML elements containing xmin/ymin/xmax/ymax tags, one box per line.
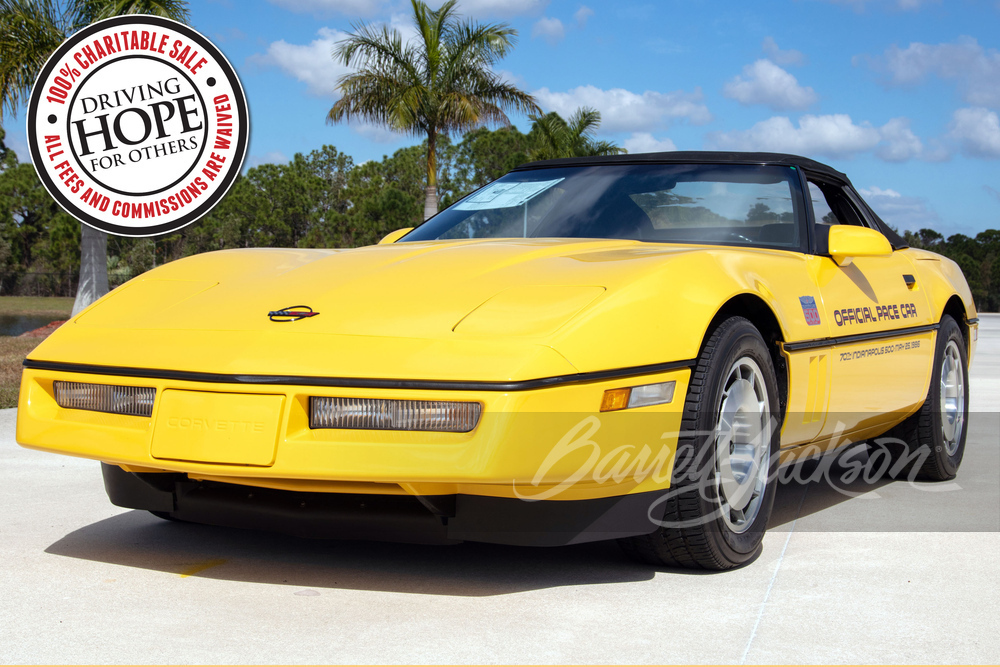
<box><xmin>514</xmin><ymin>151</ymin><xmax>851</xmax><ymax>185</ymax></box>
<box><xmin>513</xmin><ymin>150</ymin><xmax>908</xmax><ymax>249</ymax></box>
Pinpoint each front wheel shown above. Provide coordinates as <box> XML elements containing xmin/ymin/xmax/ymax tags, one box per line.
<box><xmin>619</xmin><ymin>317</ymin><xmax>782</xmax><ymax>570</ymax></box>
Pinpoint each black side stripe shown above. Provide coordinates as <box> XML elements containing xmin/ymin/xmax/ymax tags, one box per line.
<box><xmin>21</xmin><ymin>358</ymin><xmax>697</xmax><ymax>392</ymax></box>
<box><xmin>783</xmin><ymin>323</ymin><xmax>940</xmax><ymax>352</ymax></box>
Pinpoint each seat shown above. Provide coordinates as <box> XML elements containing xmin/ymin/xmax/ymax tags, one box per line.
<box><xmin>757</xmin><ymin>223</ymin><xmax>798</xmax><ymax>246</ymax></box>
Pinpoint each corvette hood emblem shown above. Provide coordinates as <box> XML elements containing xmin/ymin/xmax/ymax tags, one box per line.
<box><xmin>268</xmin><ymin>305</ymin><xmax>320</xmax><ymax>322</ymax></box>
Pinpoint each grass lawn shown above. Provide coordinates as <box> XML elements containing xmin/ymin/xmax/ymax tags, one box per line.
<box><xmin>0</xmin><ymin>296</ymin><xmax>75</xmax><ymax>317</ymax></box>
<box><xmin>1</xmin><ymin>337</ymin><xmax>42</xmax><ymax>409</ymax></box>
<box><xmin>0</xmin><ymin>298</ymin><xmax>72</xmax><ymax>408</ymax></box>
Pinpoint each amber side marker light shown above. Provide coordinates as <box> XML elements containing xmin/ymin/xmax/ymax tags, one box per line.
<box><xmin>53</xmin><ymin>381</ymin><xmax>156</xmax><ymax>417</ymax></box>
<box><xmin>600</xmin><ymin>381</ymin><xmax>676</xmax><ymax>412</ymax></box>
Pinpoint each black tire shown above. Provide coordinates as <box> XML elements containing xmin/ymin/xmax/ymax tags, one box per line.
<box><xmin>618</xmin><ymin>316</ymin><xmax>782</xmax><ymax>570</ymax></box>
<box><xmin>871</xmin><ymin>315</ymin><xmax>968</xmax><ymax>481</ymax></box>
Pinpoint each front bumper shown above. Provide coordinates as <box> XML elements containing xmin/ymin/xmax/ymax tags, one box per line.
<box><xmin>101</xmin><ymin>463</ymin><xmax>672</xmax><ymax>546</ymax></box>
<box><xmin>17</xmin><ymin>364</ymin><xmax>690</xmax><ymax>503</ymax></box>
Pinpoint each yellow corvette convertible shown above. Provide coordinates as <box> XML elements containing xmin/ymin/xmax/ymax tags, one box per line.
<box><xmin>17</xmin><ymin>152</ymin><xmax>977</xmax><ymax>570</ymax></box>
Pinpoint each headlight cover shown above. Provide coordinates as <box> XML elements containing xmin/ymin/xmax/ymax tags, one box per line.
<box><xmin>310</xmin><ymin>397</ymin><xmax>482</xmax><ymax>433</ymax></box>
<box><xmin>54</xmin><ymin>381</ymin><xmax>156</xmax><ymax>417</ymax></box>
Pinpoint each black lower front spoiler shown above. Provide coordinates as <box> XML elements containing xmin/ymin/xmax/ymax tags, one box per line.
<box><xmin>101</xmin><ymin>464</ymin><xmax>665</xmax><ymax>547</ymax></box>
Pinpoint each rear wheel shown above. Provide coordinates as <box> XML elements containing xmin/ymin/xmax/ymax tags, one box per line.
<box><xmin>871</xmin><ymin>315</ymin><xmax>968</xmax><ymax>481</ymax></box>
<box><xmin>619</xmin><ymin>316</ymin><xmax>782</xmax><ymax>570</ymax></box>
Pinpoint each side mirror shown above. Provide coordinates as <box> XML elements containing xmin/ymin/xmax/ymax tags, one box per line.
<box><xmin>378</xmin><ymin>227</ymin><xmax>414</xmax><ymax>245</ymax></box>
<box><xmin>827</xmin><ymin>226</ymin><xmax>892</xmax><ymax>266</ymax></box>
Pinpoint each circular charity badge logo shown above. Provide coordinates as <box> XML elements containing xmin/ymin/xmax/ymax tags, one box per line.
<box><xmin>26</xmin><ymin>15</ymin><xmax>248</xmax><ymax>237</ymax></box>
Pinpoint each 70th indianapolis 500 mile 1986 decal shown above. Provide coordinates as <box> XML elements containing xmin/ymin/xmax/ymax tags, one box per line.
<box><xmin>27</xmin><ymin>15</ymin><xmax>249</xmax><ymax>237</ymax></box>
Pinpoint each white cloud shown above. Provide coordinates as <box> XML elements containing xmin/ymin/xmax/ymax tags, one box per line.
<box><xmin>824</xmin><ymin>0</ymin><xmax>938</xmax><ymax>11</ymax></box>
<box><xmin>494</xmin><ymin>68</ymin><xmax>526</xmax><ymax>87</ymax></box>
<box><xmin>709</xmin><ymin>115</ymin><xmax>878</xmax><ymax>157</ymax></box>
<box><xmin>248</xmin><ymin>151</ymin><xmax>289</xmax><ymax>168</ymax></box>
<box><xmin>268</xmin><ymin>0</ymin><xmax>547</xmax><ymax>17</ymax></box>
<box><xmin>433</xmin><ymin>0</ymin><xmax>548</xmax><ymax>16</ymax></box>
<box><xmin>859</xmin><ymin>37</ymin><xmax>1000</xmax><ymax>108</ymax></box>
<box><xmin>251</xmin><ymin>27</ymin><xmax>351</xmax><ymax>98</ymax></box>
<box><xmin>531</xmin><ymin>17</ymin><xmax>565</xmax><ymax>45</ymax></box>
<box><xmin>859</xmin><ymin>186</ymin><xmax>901</xmax><ymax>198</ymax></box>
<box><xmin>251</xmin><ymin>14</ymin><xmax>418</xmax><ymax>98</ymax></box>
<box><xmin>708</xmin><ymin>114</ymin><xmax>934</xmax><ymax>161</ymax></box>
<box><xmin>574</xmin><ymin>5</ymin><xmax>594</xmax><ymax>28</ymax></box>
<box><xmin>875</xmin><ymin>117</ymin><xmax>923</xmax><ymax>162</ymax></box>
<box><xmin>533</xmin><ymin>85</ymin><xmax>711</xmax><ymax>133</ymax></box>
<box><xmin>353</xmin><ymin>123</ymin><xmax>408</xmax><ymax>143</ymax></box>
<box><xmin>266</xmin><ymin>0</ymin><xmax>387</xmax><ymax>17</ymax></box>
<box><xmin>948</xmin><ymin>107</ymin><xmax>1000</xmax><ymax>158</ymax></box>
<box><xmin>723</xmin><ymin>59</ymin><xmax>817</xmax><ymax>111</ymax></box>
<box><xmin>858</xmin><ymin>186</ymin><xmax>941</xmax><ymax>231</ymax></box>
<box><xmin>762</xmin><ymin>37</ymin><xmax>806</xmax><ymax>66</ymax></box>
<box><xmin>623</xmin><ymin>133</ymin><xmax>677</xmax><ymax>154</ymax></box>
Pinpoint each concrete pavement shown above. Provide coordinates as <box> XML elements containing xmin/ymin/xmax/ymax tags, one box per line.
<box><xmin>1</xmin><ymin>316</ymin><xmax>998</xmax><ymax>664</ymax></box>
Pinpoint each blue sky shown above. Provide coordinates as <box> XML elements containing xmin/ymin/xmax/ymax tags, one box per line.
<box><xmin>5</xmin><ymin>0</ymin><xmax>1000</xmax><ymax>236</ymax></box>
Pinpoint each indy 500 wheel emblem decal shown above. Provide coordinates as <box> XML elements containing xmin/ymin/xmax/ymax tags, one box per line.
<box><xmin>26</xmin><ymin>15</ymin><xmax>249</xmax><ymax>237</ymax></box>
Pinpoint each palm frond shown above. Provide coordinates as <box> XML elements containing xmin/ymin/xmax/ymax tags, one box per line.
<box><xmin>567</xmin><ymin>107</ymin><xmax>601</xmax><ymax>143</ymax></box>
<box><xmin>329</xmin><ymin>0</ymin><xmax>538</xmax><ymax>215</ymax></box>
<box><xmin>586</xmin><ymin>140</ymin><xmax>627</xmax><ymax>156</ymax></box>
<box><xmin>0</xmin><ymin>0</ymin><xmax>190</xmax><ymax>119</ymax></box>
<box><xmin>0</xmin><ymin>0</ymin><xmax>65</xmax><ymax>119</ymax></box>
<box><xmin>91</xmin><ymin>0</ymin><xmax>190</xmax><ymax>23</ymax></box>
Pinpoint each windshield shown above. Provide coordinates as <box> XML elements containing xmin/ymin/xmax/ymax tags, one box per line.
<box><xmin>404</xmin><ymin>164</ymin><xmax>805</xmax><ymax>249</ymax></box>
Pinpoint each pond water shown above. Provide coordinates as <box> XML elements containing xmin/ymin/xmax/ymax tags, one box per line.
<box><xmin>0</xmin><ymin>314</ymin><xmax>61</xmax><ymax>337</ymax></box>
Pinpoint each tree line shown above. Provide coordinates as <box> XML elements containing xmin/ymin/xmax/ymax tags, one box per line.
<box><xmin>4</xmin><ymin>118</ymin><xmax>999</xmax><ymax>311</ymax></box>
<box><xmin>0</xmin><ymin>111</ymin><xmax>626</xmax><ymax>295</ymax></box>
<box><xmin>901</xmin><ymin>228</ymin><xmax>1000</xmax><ymax>312</ymax></box>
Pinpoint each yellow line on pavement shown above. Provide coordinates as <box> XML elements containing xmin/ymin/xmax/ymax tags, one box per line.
<box><xmin>178</xmin><ymin>559</ymin><xmax>227</xmax><ymax>578</ymax></box>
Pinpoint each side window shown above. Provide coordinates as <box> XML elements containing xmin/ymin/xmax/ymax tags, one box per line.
<box><xmin>808</xmin><ymin>182</ymin><xmax>839</xmax><ymax>225</ymax></box>
<box><xmin>808</xmin><ymin>181</ymin><xmax>867</xmax><ymax>227</ymax></box>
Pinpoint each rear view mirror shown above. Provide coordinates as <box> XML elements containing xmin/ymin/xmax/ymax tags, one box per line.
<box><xmin>827</xmin><ymin>225</ymin><xmax>892</xmax><ymax>266</ymax></box>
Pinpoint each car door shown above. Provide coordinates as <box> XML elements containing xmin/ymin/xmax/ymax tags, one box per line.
<box><xmin>806</xmin><ymin>178</ymin><xmax>936</xmax><ymax>441</ymax></box>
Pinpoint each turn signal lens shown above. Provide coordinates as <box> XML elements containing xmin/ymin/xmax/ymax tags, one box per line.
<box><xmin>310</xmin><ymin>397</ymin><xmax>482</xmax><ymax>433</ymax></box>
<box><xmin>601</xmin><ymin>381</ymin><xmax>676</xmax><ymax>412</ymax></box>
<box><xmin>600</xmin><ymin>388</ymin><xmax>631</xmax><ymax>412</ymax></box>
<box><xmin>53</xmin><ymin>381</ymin><xmax>155</xmax><ymax>417</ymax></box>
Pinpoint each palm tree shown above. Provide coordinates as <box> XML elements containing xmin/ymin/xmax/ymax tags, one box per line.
<box><xmin>329</xmin><ymin>0</ymin><xmax>540</xmax><ymax>220</ymax></box>
<box><xmin>0</xmin><ymin>0</ymin><xmax>190</xmax><ymax>315</ymax></box>
<box><xmin>528</xmin><ymin>107</ymin><xmax>626</xmax><ymax>161</ymax></box>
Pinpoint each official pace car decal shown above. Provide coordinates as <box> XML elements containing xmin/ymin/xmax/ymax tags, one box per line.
<box><xmin>799</xmin><ymin>296</ymin><xmax>821</xmax><ymax>326</ymax></box>
<box><xmin>26</xmin><ymin>15</ymin><xmax>248</xmax><ymax>237</ymax></box>
<box><xmin>834</xmin><ymin>302</ymin><xmax>918</xmax><ymax>326</ymax></box>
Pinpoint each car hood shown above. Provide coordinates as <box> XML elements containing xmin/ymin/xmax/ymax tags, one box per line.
<box><xmin>29</xmin><ymin>238</ymin><xmax>778</xmax><ymax>380</ymax></box>
<box><xmin>73</xmin><ymin>239</ymin><xmax>657</xmax><ymax>336</ymax></box>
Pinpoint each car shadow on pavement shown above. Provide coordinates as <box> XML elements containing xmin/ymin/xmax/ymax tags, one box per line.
<box><xmin>769</xmin><ymin>412</ymin><xmax>999</xmax><ymax>532</ymax></box>
<box><xmin>38</xmin><ymin>446</ymin><xmax>911</xmax><ymax>595</ymax></box>
<box><xmin>768</xmin><ymin>443</ymin><xmax>895</xmax><ymax>529</ymax></box>
<box><xmin>45</xmin><ymin>417</ymin><xmax>995</xmax><ymax>593</ymax></box>
<box><xmin>45</xmin><ymin>510</ymin><xmax>683</xmax><ymax>595</ymax></box>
